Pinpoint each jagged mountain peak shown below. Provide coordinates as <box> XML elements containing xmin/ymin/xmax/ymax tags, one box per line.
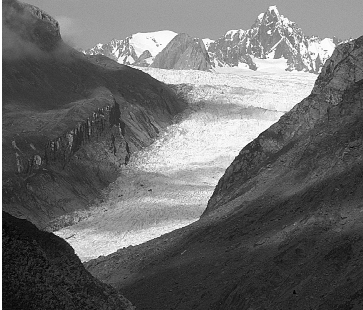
<box><xmin>254</xmin><ymin>5</ymin><xmax>299</xmax><ymax>33</ymax></box>
<box><xmin>207</xmin><ymin>5</ymin><xmax>336</xmax><ymax>73</ymax></box>
<box><xmin>265</xmin><ymin>5</ymin><xmax>281</xmax><ymax>19</ymax></box>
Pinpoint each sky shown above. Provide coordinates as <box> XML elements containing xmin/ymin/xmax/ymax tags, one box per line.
<box><xmin>23</xmin><ymin>0</ymin><xmax>363</xmax><ymax>49</ymax></box>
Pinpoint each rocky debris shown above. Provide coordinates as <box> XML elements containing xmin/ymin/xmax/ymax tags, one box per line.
<box><xmin>84</xmin><ymin>36</ymin><xmax>363</xmax><ymax>310</ymax></box>
<box><xmin>150</xmin><ymin>33</ymin><xmax>212</xmax><ymax>71</ymax></box>
<box><xmin>2</xmin><ymin>211</ymin><xmax>135</xmax><ymax>310</ymax></box>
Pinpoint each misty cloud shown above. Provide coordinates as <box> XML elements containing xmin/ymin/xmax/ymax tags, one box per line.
<box><xmin>56</xmin><ymin>15</ymin><xmax>82</xmax><ymax>48</ymax></box>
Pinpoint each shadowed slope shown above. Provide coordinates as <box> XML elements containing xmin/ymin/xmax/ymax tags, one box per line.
<box><xmin>2</xmin><ymin>212</ymin><xmax>135</xmax><ymax>310</ymax></box>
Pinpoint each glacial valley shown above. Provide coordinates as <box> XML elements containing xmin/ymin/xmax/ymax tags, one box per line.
<box><xmin>54</xmin><ymin>68</ymin><xmax>316</xmax><ymax>261</ymax></box>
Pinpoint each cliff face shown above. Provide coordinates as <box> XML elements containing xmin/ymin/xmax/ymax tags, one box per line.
<box><xmin>84</xmin><ymin>36</ymin><xmax>363</xmax><ymax>310</ymax></box>
<box><xmin>150</xmin><ymin>33</ymin><xmax>212</xmax><ymax>71</ymax></box>
<box><xmin>2</xmin><ymin>1</ymin><xmax>187</xmax><ymax>228</ymax></box>
<box><xmin>2</xmin><ymin>212</ymin><xmax>135</xmax><ymax>310</ymax></box>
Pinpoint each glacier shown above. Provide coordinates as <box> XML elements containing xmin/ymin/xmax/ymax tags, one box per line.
<box><xmin>55</xmin><ymin>68</ymin><xmax>317</xmax><ymax>261</ymax></box>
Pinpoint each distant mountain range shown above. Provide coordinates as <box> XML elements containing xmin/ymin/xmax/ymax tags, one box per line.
<box><xmin>82</xmin><ymin>6</ymin><xmax>342</xmax><ymax>73</ymax></box>
<box><xmin>83</xmin><ymin>30</ymin><xmax>177</xmax><ymax>67</ymax></box>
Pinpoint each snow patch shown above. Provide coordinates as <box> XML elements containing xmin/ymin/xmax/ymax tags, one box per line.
<box><xmin>130</xmin><ymin>30</ymin><xmax>177</xmax><ymax>57</ymax></box>
<box><xmin>202</xmin><ymin>38</ymin><xmax>214</xmax><ymax>49</ymax></box>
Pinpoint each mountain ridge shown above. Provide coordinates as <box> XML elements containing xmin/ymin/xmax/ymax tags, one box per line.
<box><xmin>83</xmin><ymin>30</ymin><xmax>177</xmax><ymax>66</ymax></box>
<box><xmin>82</xmin><ymin>5</ymin><xmax>341</xmax><ymax>73</ymax></box>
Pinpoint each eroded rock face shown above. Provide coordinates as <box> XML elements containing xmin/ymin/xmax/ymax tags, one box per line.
<box><xmin>150</xmin><ymin>33</ymin><xmax>212</xmax><ymax>71</ymax></box>
<box><xmin>2</xmin><ymin>212</ymin><xmax>135</xmax><ymax>310</ymax></box>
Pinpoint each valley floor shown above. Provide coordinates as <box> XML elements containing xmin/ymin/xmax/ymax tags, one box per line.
<box><xmin>55</xmin><ymin>68</ymin><xmax>316</xmax><ymax>261</ymax></box>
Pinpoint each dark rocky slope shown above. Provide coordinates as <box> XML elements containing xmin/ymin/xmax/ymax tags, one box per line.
<box><xmin>2</xmin><ymin>0</ymin><xmax>186</xmax><ymax>228</ymax></box>
<box><xmin>85</xmin><ymin>37</ymin><xmax>363</xmax><ymax>309</ymax></box>
<box><xmin>2</xmin><ymin>211</ymin><xmax>134</xmax><ymax>310</ymax></box>
<box><xmin>150</xmin><ymin>33</ymin><xmax>212</xmax><ymax>71</ymax></box>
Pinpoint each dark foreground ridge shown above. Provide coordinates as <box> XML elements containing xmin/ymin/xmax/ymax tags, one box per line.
<box><xmin>2</xmin><ymin>211</ymin><xmax>135</xmax><ymax>310</ymax></box>
<box><xmin>86</xmin><ymin>37</ymin><xmax>363</xmax><ymax>309</ymax></box>
<box><xmin>2</xmin><ymin>0</ymin><xmax>186</xmax><ymax>228</ymax></box>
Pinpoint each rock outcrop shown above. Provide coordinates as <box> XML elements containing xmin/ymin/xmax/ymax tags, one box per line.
<box><xmin>2</xmin><ymin>0</ymin><xmax>186</xmax><ymax>228</ymax></box>
<box><xmin>150</xmin><ymin>33</ymin><xmax>212</xmax><ymax>71</ymax></box>
<box><xmin>84</xmin><ymin>36</ymin><xmax>363</xmax><ymax>310</ymax></box>
<box><xmin>2</xmin><ymin>211</ymin><xmax>134</xmax><ymax>310</ymax></box>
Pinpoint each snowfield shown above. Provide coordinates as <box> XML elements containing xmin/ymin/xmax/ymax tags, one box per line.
<box><xmin>55</xmin><ymin>67</ymin><xmax>316</xmax><ymax>261</ymax></box>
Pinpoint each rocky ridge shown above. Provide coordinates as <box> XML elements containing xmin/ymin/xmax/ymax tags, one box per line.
<box><xmin>2</xmin><ymin>0</ymin><xmax>186</xmax><ymax>228</ymax></box>
<box><xmin>85</xmin><ymin>36</ymin><xmax>363</xmax><ymax>309</ymax></box>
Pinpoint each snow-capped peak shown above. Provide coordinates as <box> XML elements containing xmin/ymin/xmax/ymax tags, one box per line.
<box><xmin>267</xmin><ymin>5</ymin><xmax>279</xmax><ymax>15</ymax></box>
<box><xmin>130</xmin><ymin>30</ymin><xmax>177</xmax><ymax>57</ymax></box>
<box><xmin>82</xmin><ymin>30</ymin><xmax>177</xmax><ymax>65</ymax></box>
<box><xmin>207</xmin><ymin>5</ymin><xmax>337</xmax><ymax>73</ymax></box>
<box><xmin>202</xmin><ymin>38</ymin><xmax>215</xmax><ymax>50</ymax></box>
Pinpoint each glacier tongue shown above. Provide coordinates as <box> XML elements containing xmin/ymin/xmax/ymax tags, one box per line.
<box><xmin>55</xmin><ymin>68</ymin><xmax>316</xmax><ymax>261</ymax></box>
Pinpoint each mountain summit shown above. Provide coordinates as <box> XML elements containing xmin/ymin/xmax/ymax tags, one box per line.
<box><xmin>208</xmin><ymin>5</ymin><xmax>337</xmax><ymax>72</ymax></box>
